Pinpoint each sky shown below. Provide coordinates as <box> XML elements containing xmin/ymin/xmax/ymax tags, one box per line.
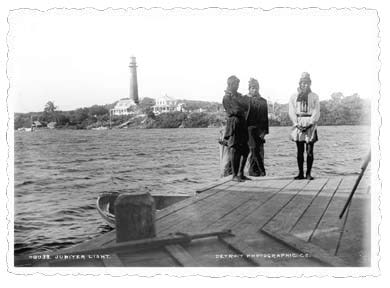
<box><xmin>7</xmin><ymin>8</ymin><xmax>379</xmax><ymax>113</ymax></box>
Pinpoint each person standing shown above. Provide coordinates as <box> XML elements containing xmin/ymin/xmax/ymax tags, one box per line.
<box><xmin>218</xmin><ymin>127</ymin><xmax>232</xmax><ymax>177</ymax></box>
<box><xmin>222</xmin><ymin>75</ymin><xmax>250</xmax><ymax>182</ymax></box>
<box><xmin>288</xmin><ymin>72</ymin><xmax>320</xmax><ymax>180</ymax></box>
<box><xmin>246</xmin><ymin>78</ymin><xmax>269</xmax><ymax>176</ymax></box>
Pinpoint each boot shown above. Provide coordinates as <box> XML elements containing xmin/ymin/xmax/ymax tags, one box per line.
<box><xmin>238</xmin><ymin>155</ymin><xmax>251</xmax><ymax>181</ymax></box>
<box><xmin>248</xmin><ymin>148</ymin><xmax>260</xmax><ymax>176</ymax></box>
<box><xmin>231</xmin><ymin>148</ymin><xmax>243</xmax><ymax>182</ymax></box>
<box><xmin>294</xmin><ymin>155</ymin><xmax>304</xmax><ymax>180</ymax></box>
<box><xmin>306</xmin><ymin>155</ymin><xmax>314</xmax><ymax>180</ymax></box>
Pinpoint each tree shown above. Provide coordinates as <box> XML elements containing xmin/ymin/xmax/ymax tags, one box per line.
<box><xmin>330</xmin><ymin>92</ymin><xmax>344</xmax><ymax>103</ymax></box>
<box><xmin>184</xmin><ymin>112</ymin><xmax>210</xmax><ymax>128</ymax></box>
<box><xmin>88</xmin><ymin>105</ymin><xmax>109</xmax><ymax>117</ymax></box>
<box><xmin>44</xmin><ymin>101</ymin><xmax>57</xmax><ymax>113</ymax></box>
<box><xmin>139</xmin><ymin>97</ymin><xmax>156</xmax><ymax>115</ymax></box>
<box><xmin>42</xmin><ymin>101</ymin><xmax>58</xmax><ymax>123</ymax></box>
<box><xmin>14</xmin><ymin>114</ymin><xmax>31</xmax><ymax>129</ymax></box>
<box><xmin>56</xmin><ymin>113</ymin><xmax>70</xmax><ymax>126</ymax></box>
<box><xmin>152</xmin><ymin>111</ymin><xmax>187</xmax><ymax>128</ymax></box>
<box><xmin>69</xmin><ymin>108</ymin><xmax>89</xmax><ymax>125</ymax></box>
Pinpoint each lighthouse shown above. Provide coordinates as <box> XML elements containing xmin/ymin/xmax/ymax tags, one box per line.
<box><xmin>110</xmin><ymin>56</ymin><xmax>141</xmax><ymax>119</ymax></box>
<box><xmin>129</xmin><ymin>56</ymin><xmax>139</xmax><ymax>104</ymax></box>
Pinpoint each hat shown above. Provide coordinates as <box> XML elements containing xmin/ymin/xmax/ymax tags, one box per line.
<box><xmin>227</xmin><ymin>75</ymin><xmax>240</xmax><ymax>85</ymax></box>
<box><xmin>299</xmin><ymin>72</ymin><xmax>311</xmax><ymax>83</ymax></box>
<box><xmin>248</xmin><ymin>78</ymin><xmax>259</xmax><ymax>89</ymax></box>
<box><xmin>227</xmin><ymin>75</ymin><xmax>240</xmax><ymax>89</ymax></box>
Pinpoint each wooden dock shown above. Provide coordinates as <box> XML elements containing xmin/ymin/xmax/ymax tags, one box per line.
<box><xmin>16</xmin><ymin>175</ymin><xmax>370</xmax><ymax>267</ymax></box>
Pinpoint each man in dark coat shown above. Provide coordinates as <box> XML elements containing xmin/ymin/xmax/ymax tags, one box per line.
<box><xmin>246</xmin><ymin>78</ymin><xmax>269</xmax><ymax>176</ymax></box>
<box><xmin>222</xmin><ymin>75</ymin><xmax>250</xmax><ymax>182</ymax></box>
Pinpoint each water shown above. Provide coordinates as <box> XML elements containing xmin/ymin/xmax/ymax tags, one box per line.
<box><xmin>14</xmin><ymin>126</ymin><xmax>370</xmax><ymax>255</ymax></box>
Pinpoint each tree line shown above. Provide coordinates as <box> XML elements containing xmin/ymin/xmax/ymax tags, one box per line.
<box><xmin>14</xmin><ymin>93</ymin><xmax>370</xmax><ymax>130</ymax></box>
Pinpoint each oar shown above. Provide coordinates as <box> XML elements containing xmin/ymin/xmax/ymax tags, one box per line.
<box><xmin>339</xmin><ymin>151</ymin><xmax>371</xmax><ymax>219</ymax></box>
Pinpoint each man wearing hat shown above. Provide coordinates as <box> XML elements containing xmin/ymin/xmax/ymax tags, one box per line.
<box><xmin>246</xmin><ymin>78</ymin><xmax>269</xmax><ymax>176</ymax></box>
<box><xmin>288</xmin><ymin>72</ymin><xmax>320</xmax><ymax>180</ymax></box>
<box><xmin>222</xmin><ymin>75</ymin><xmax>250</xmax><ymax>182</ymax></box>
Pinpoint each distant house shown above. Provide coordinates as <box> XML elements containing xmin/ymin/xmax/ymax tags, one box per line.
<box><xmin>47</xmin><ymin>122</ymin><xmax>57</xmax><ymax>129</ymax></box>
<box><xmin>176</xmin><ymin>102</ymin><xmax>187</xmax><ymax>113</ymax></box>
<box><xmin>32</xmin><ymin>121</ymin><xmax>43</xmax><ymax>128</ymax></box>
<box><xmin>111</xmin><ymin>98</ymin><xmax>137</xmax><ymax>116</ymax></box>
<box><xmin>267</xmin><ymin>101</ymin><xmax>279</xmax><ymax>121</ymax></box>
<box><xmin>152</xmin><ymin>94</ymin><xmax>185</xmax><ymax>115</ymax></box>
<box><xmin>193</xmin><ymin>108</ymin><xmax>205</xmax><ymax>113</ymax></box>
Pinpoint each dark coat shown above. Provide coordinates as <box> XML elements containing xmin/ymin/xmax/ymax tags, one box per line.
<box><xmin>222</xmin><ymin>91</ymin><xmax>249</xmax><ymax>148</ymax></box>
<box><xmin>246</xmin><ymin>95</ymin><xmax>269</xmax><ymax>148</ymax></box>
<box><xmin>246</xmin><ymin>95</ymin><xmax>269</xmax><ymax>133</ymax></box>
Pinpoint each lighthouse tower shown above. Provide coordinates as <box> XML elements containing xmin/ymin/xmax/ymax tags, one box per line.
<box><xmin>129</xmin><ymin>56</ymin><xmax>139</xmax><ymax>104</ymax></box>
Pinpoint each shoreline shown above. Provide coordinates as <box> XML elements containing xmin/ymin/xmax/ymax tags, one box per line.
<box><xmin>15</xmin><ymin>123</ymin><xmax>371</xmax><ymax>132</ymax></box>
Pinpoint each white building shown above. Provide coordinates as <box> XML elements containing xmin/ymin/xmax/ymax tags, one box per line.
<box><xmin>32</xmin><ymin>120</ymin><xmax>43</xmax><ymax>128</ymax></box>
<box><xmin>111</xmin><ymin>98</ymin><xmax>137</xmax><ymax>116</ymax></box>
<box><xmin>152</xmin><ymin>94</ymin><xmax>184</xmax><ymax>115</ymax></box>
<box><xmin>47</xmin><ymin>122</ymin><xmax>57</xmax><ymax>129</ymax></box>
<box><xmin>267</xmin><ymin>100</ymin><xmax>278</xmax><ymax>120</ymax></box>
<box><xmin>176</xmin><ymin>103</ymin><xmax>186</xmax><ymax>112</ymax></box>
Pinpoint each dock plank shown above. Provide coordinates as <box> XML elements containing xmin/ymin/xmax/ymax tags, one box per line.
<box><xmin>335</xmin><ymin>175</ymin><xmax>371</xmax><ymax>199</ymax></box>
<box><xmin>163</xmin><ymin>178</ymin><xmax>322</xmax><ymax>266</ymax></box>
<box><xmin>157</xmin><ymin>181</ymin><xmax>238</xmax><ymax>220</ymax></box>
<box><xmin>212</xmin><ymin>179</ymin><xmax>329</xmax><ymax>267</ymax></box>
<box><xmin>223</xmin><ymin>178</ymin><xmax>292</xmax><ymax>192</ymax></box>
<box><xmin>182</xmin><ymin>237</ymin><xmax>255</xmax><ymax>267</ymax></box>
<box><xmin>356</xmin><ymin>173</ymin><xmax>370</xmax><ymax>194</ymax></box>
<box><xmin>335</xmin><ymin>175</ymin><xmax>359</xmax><ymax>195</ymax></box>
<box><xmin>335</xmin><ymin>197</ymin><xmax>371</xmax><ymax>266</ymax></box>
<box><xmin>157</xmin><ymin>180</ymin><xmax>283</xmax><ymax>234</ymax></box>
<box><xmin>264</xmin><ymin>178</ymin><xmax>328</xmax><ymax>233</ymax></box>
<box><xmin>165</xmin><ymin>244</ymin><xmax>201</xmax><ymax>266</ymax></box>
<box><xmin>308</xmin><ymin>177</ymin><xmax>357</xmax><ymax>255</ymax></box>
<box><xmin>261</xmin><ymin>227</ymin><xmax>348</xmax><ymax>266</ymax></box>
<box><xmin>205</xmin><ymin>179</ymin><xmax>294</xmax><ymax>232</ymax></box>
<box><xmin>234</xmin><ymin>179</ymin><xmax>310</xmax><ymax>235</ymax></box>
<box><xmin>162</xmin><ymin>191</ymin><xmax>255</xmax><ymax>234</ymax></box>
<box><xmin>220</xmin><ymin>231</ymin><xmax>323</xmax><ymax>267</ymax></box>
<box><xmin>196</xmin><ymin>177</ymin><xmax>231</xmax><ymax>193</ymax></box>
<box><xmin>290</xmin><ymin>177</ymin><xmax>343</xmax><ymax>241</ymax></box>
<box><xmin>156</xmin><ymin>184</ymin><xmax>243</xmax><ymax>233</ymax></box>
<box><xmin>219</xmin><ymin>236</ymin><xmax>271</xmax><ymax>266</ymax></box>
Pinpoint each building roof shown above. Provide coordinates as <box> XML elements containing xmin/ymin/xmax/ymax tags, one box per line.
<box><xmin>114</xmin><ymin>98</ymin><xmax>137</xmax><ymax>109</ymax></box>
<box><xmin>156</xmin><ymin>94</ymin><xmax>176</xmax><ymax>102</ymax></box>
<box><xmin>47</xmin><ymin>122</ymin><xmax>57</xmax><ymax>128</ymax></box>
